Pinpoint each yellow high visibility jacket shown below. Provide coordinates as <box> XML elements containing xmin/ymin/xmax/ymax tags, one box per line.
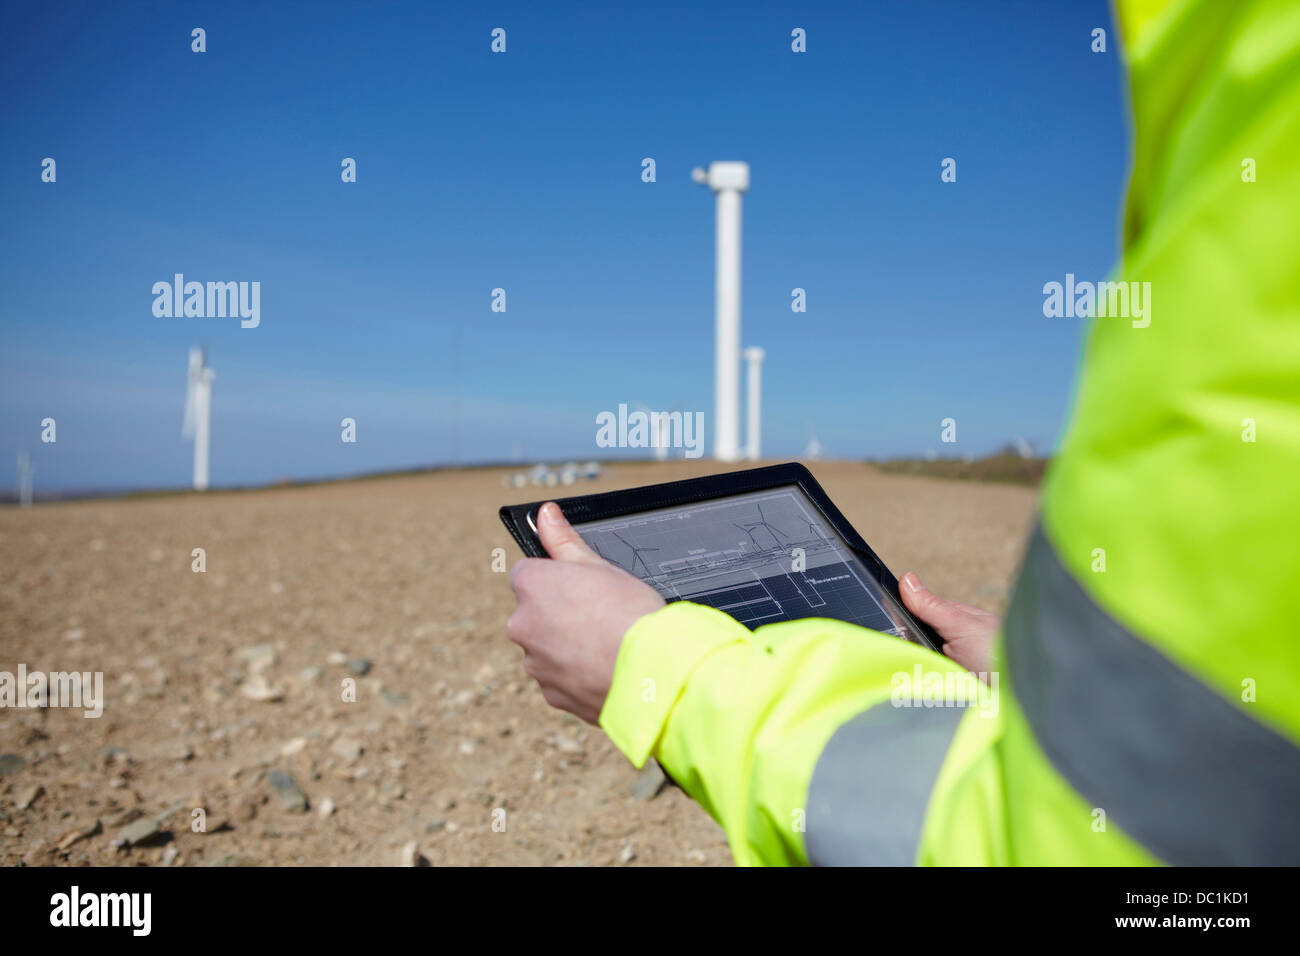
<box><xmin>598</xmin><ymin>0</ymin><xmax>1300</xmax><ymax>865</ymax></box>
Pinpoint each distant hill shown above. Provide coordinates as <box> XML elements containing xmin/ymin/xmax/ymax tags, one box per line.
<box><xmin>873</xmin><ymin>451</ymin><xmax>1048</xmax><ymax>486</ymax></box>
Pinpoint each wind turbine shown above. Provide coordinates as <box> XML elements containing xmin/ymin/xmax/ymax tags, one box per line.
<box><xmin>16</xmin><ymin>451</ymin><xmax>33</xmax><ymax>508</ymax></box>
<box><xmin>635</xmin><ymin>399</ymin><xmax>693</xmax><ymax>461</ymax></box>
<box><xmin>182</xmin><ymin>346</ymin><xmax>215</xmax><ymax>491</ymax></box>
<box><xmin>743</xmin><ymin>346</ymin><xmax>764</xmax><ymax>461</ymax></box>
<box><xmin>693</xmin><ymin>161</ymin><xmax>749</xmax><ymax>462</ymax></box>
<box><xmin>633</xmin><ymin>401</ymin><xmax>669</xmax><ymax>461</ymax></box>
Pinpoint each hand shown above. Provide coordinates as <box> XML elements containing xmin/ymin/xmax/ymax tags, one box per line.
<box><xmin>506</xmin><ymin>502</ymin><xmax>666</xmax><ymax>724</ymax></box>
<box><xmin>899</xmin><ymin>572</ymin><xmax>1000</xmax><ymax>676</ymax></box>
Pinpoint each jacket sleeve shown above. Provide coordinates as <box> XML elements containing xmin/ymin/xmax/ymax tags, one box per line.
<box><xmin>598</xmin><ymin>601</ymin><xmax>995</xmax><ymax>866</ymax></box>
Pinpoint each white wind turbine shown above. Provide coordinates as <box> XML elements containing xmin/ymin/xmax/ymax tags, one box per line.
<box><xmin>633</xmin><ymin>400</ymin><xmax>670</xmax><ymax>461</ymax></box>
<box><xmin>17</xmin><ymin>451</ymin><xmax>33</xmax><ymax>508</ymax></box>
<box><xmin>693</xmin><ymin>161</ymin><xmax>749</xmax><ymax>462</ymax></box>
<box><xmin>182</xmin><ymin>346</ymin><xmax>215</xmax><ymax>491</ymax></box>
<box><xmin>803</xmin><ymin>428</ymin><xmax>823</xmax><ymax>461</ymax></box>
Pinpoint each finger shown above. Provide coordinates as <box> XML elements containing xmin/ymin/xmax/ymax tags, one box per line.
<box><xmin>899</xmin><ymin>572</ymin><xmax>982</xmax><ymax>636</ymax></box>
<box><xmin>505</xmin><ymin>607</ymin><xmax>528</xmax><ymax>646</ymax></box>
<box><xmin>508</xmin><ymin>556</ymin><xmax>542</xmax><ymax>593</ymax></box>
<box><xmin>537</xmin><ymin>501</ymin><xmax>604</xmax><ymax>565</ymax></box>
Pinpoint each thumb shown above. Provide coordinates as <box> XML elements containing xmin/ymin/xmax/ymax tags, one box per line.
<box><xmin>537</xmin><ymin>501</ymin><xmax>604</xmax><ymax>565</ymax></box>
<box><xmin>899</xmin><ymin>571</ymin><xmax>980</xmax><ymax>635</ymax></box>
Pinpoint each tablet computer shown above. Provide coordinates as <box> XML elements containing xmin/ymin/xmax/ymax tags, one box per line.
<box><xmin>500</xmin><ymin>462</ymin><xmax>942</xmax><ymax>652</ymax></box>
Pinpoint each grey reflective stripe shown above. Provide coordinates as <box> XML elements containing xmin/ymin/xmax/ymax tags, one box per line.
<box><xmin>805</xmin><ymin>701</ymin><xmax>963</xmax><ymax>866</ymax></box>
<box><xmin>1006</xmin><ymin>524</ymin><xmax>1300</xmax><ymax>865</ymax></box>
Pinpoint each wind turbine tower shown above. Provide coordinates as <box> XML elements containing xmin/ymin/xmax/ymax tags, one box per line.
<box><xmin>634</xmin><ymin>401</ymin><xmax>670</xmax><ymax>461</ymax></box>
<box><xmin>744</xmin><ymin>346</ymin><xmax>764</xmax><ymax>461</ymax></box>
<box><xmin>182</xmin><ymin>346</ymin><xmax>215</xmax><ymax>491</ymax></box>
<box><xmin>693</xmin><ymin>161</ymin><xmax>749</xmax><ymax>462</ymax></box>
<box><xmin>17</xmin><ymin>451</ymin><xmax>33</xmax><ymax>508</ymax></box>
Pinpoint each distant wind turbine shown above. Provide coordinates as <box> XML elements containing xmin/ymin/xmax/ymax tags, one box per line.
<box><xmin>182</xmin><ymin>346</ymin><xmax>215</xmax><ymax>491</ymax></box>
<box><xmin>17</xmin><ymin>451</ymin><xmax>33</xmax><ymax>508</ymax></box>
<box><xmin>633</xmin><ymin>400</ymin><xmax>670</xmax><ymax>461</ymax></box>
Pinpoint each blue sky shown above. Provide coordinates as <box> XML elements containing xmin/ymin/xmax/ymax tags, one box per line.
<box><xmin>0</xmin><ymin>0</ymin><xmax>1129</xmax><ymax>492</ymax></box>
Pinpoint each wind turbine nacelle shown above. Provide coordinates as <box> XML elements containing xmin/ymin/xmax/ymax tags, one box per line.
<box><xmin>697</xmin><ymin>161</ymin><xmax>749</xmax><ymax>193</ymax></box>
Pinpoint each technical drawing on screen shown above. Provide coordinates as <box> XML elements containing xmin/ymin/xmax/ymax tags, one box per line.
<box><xmin>571</xmin><ymin>486</ymin><xmax>928</xmax><ymax>644</ymax></box>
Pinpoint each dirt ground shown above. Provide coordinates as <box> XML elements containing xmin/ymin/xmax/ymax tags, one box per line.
<box><xmin>0</xmin><ymin>460</ymin><xmax>1037</xmax><ymax>867</ymax></box>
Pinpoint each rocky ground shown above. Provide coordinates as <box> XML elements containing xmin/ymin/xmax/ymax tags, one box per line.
<box><xmin>0</xmin><ymin>460</ymin><xmax>1036</xmax><ymax>867</ymax></box>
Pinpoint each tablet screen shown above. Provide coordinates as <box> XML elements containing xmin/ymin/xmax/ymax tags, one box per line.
<box><xmin>572</xmin><ymin>485</ymin><xmax>927</xmax><ymax>644</ymax></box>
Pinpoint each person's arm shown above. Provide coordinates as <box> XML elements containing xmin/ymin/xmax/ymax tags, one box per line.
<box><xmin>508</xmin><ymin>502</ymin><xmax>1001</xmax><ymax>866</ymax></box>
<box><xmin>599</xmin><ymin>600</ymin><xmax>991</xmax><ymax>865</ymax></box>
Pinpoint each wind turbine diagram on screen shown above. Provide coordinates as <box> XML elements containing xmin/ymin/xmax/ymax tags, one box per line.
<box><xmin>734</xmin><ymin>502</ymin><xmax>789</xmax><ymax>552</ymax></box>
<box><xmin>576</xmin><ymin>491</ymin><xmax>860</xmax><ymax>628</ymax></box>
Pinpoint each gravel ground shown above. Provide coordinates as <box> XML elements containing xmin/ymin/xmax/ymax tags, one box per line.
<box><xmin>0</xmin><ymin>460</ymin><xmax>1036</xmax><ymax>867</ymax></box>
